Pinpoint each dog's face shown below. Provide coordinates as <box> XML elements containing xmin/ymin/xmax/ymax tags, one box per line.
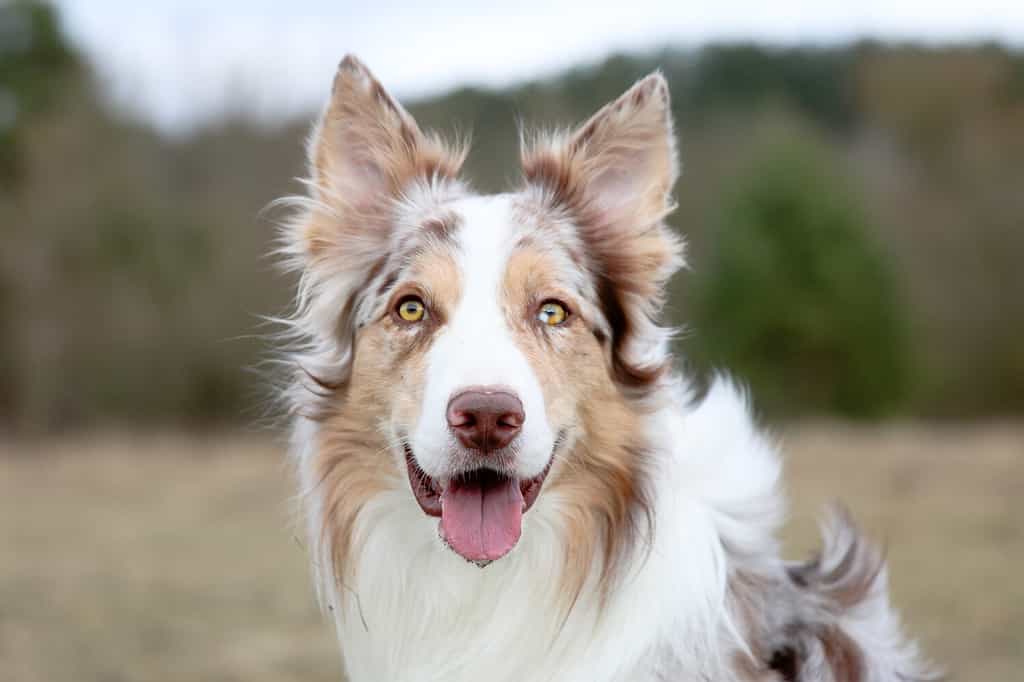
<box><xmin>291</xmin><ymin>56</ymin><xmax>682</xmax><ymax>568</ymax></box>
<box><xmin>358</xmin><ymin>195</ymin><xmax>608</xmax><ymax>564</ymax></box>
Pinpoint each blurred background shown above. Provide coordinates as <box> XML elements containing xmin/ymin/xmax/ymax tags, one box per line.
<box><xmin>1</xmin><ymin>1</ymin><xmax>1021</xmax><ymax>680</ymax></box>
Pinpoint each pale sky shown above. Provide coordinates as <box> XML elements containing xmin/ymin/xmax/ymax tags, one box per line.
<box><xmin>53</xmin><ymin>0</ymin><xmax>1024</xmax><ymax>134</ymax></box>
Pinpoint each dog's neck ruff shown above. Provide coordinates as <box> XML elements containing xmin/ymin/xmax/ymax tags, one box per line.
<box><xmin>292</xmin><ymin>377</ymin><xmax>932</xmax><ymax>682</ymax></box>
<box><xmin>295</xmin><ymin>379</ymin><xmax>769</xmax><ymax>681</ymax></box>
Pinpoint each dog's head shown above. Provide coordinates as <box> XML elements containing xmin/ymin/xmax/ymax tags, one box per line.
<box><xmin>286</xmin><ymin>56</ymin><xmax>683</xmax><ymax>571</ymax></box>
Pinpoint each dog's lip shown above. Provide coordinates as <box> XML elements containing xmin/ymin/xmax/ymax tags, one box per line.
<box><xmin>405</xmin><ymin>446</ymin><xmax>444</xmax><ymax>516</ymax></box>
<box><xmin>403</xmin><ymin>442</ymin><xmax>556</xmax><ymax>519</ymax></box>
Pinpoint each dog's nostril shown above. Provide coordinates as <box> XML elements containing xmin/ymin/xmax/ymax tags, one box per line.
<box><xmin>498</xmin><ymin>412</ymin><xmax>522</xmax><ymax>429</ymax></box>
<box><xmin>446</xmin><ymin>388</ymin><xmax>525</xmax><ymax>453</ymax></box>
<box><xmin>448</xmin><ymin>411</ymin><xmax>475</xmax><ymax>429</ymax></box>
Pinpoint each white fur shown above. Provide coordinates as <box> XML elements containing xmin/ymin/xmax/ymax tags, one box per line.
<box><xmin>293</xmin><ymin>375</ymin><xmax>784</xmax><ymax>681</ymax></box>
<box><xmin>410</xmin><ymin>195</ymin><xmax>555</xmax><ymax>482</ymax></box>
<box><xmin>813</xmin><ymin>515</ymin><xmax>933</xmax><ymax>681</ymax></box>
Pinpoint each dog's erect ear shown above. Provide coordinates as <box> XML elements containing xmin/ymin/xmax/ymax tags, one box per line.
<box><xmin>282</xmin><ymin>57</ymin><xmax>465</xmax><ymax>416</ymax></box>
<box><xmin>521</xmin><ymin>74</ymin><xmax>684</xmax><ymax>393</ymax></box>
<box><xmin>523</xmin><ymin>73</ymin><xmax>679</xmax><ymax>230</ymax></box>
<box><xmin>305</xmin><ymin>55</ymin><xmax>465</xmax><ymax>251</ymax></box>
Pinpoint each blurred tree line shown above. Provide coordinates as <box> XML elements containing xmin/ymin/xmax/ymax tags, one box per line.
<box><xmin>1</xmin><ymin>1</ymin><xmax>1022</xmax><ymax>430</ymax></box>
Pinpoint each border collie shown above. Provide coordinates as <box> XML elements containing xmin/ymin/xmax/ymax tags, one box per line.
<box><xmin>277</xmin><ymin>55</ymin><xmax>936</xmax><ymax>682</ymax></box>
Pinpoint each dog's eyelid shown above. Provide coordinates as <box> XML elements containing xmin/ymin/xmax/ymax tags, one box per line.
<box><xmin>386</xmin><ymin>283</ymin><xmax>430</xmax><ymax>310</ymax></box>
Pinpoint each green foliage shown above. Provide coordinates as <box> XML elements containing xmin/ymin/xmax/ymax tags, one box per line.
<box><xmin>1</xmin><ymin>2</ymin><xmax>1021</xmax><ymax>427</ymax></box>
<box><xmin>690</xmin><ymin>128</ymin><xmax>910</xmax><ymax>417</ymax></box>
<box><xmin>0</xmin><ymin>82</ymin><xmax>301</xmax><ymax>429</ymax></box>
<box><xmin>685</xmin><ymin>44</ymin><xmax>858</xmax><ymax>131</ymax></box>
<box><xmin>0</xmin><ymin>0</ymin><xmax>78</xmax><ymax>184</ymax></box>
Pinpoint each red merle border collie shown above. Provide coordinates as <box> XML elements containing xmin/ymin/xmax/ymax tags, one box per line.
<box><xmin>277</xmin><ymin>55</ymin><xmax>937</xmax><ymax>682</ymax></box>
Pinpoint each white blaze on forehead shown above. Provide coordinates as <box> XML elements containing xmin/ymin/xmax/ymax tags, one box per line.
<box><xmin>410</xmin><ymin>194</ymin><xmax>555</xmax><ymax>479</ymax></box>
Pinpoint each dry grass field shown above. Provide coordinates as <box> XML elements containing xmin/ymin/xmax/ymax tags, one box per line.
<box><xmin>1</xmin><ymin>423</ymin><xmax>1021</xmax><ymax>681</ymax></box>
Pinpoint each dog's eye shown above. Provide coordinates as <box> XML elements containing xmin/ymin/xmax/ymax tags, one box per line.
<box><xmin>397</xmin><ymin>296</ymin><xmax>427</xmax><ymax>322</ymax></box>
<box><xmin>537</xmin><ymin>301</ymin><xmax>568</xmax><ymax>326</ymax></box>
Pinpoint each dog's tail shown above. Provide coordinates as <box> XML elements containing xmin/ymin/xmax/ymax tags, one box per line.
<box><xmin>735</xmin><ymin>507</ymin><xmax>941</xmax><ymax>681</ymax></box>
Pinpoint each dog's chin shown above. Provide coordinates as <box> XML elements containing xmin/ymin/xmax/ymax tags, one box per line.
<box><xmin>404</xmin><ymin>447</ymin><xmax>551</xmax><ymax>566</ymax></box>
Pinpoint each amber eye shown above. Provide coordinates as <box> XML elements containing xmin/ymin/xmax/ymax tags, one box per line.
<box><xmin>397</xmin><ymin>296</ymin><xmax>426</xmax><ymax>322</ymax></box>
<box><xmin>537</xmin><ymin>300</ymin><xmax>568</xmax><ymax>326</ymax></box>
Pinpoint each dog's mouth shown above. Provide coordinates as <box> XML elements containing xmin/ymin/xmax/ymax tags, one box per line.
<box><xmin>404</xmin><ymin>446</ymin><xmax>552</xmax><ymax>565</ymax></box>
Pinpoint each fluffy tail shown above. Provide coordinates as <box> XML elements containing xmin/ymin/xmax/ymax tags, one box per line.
<box><xmin>736</xmin><ymin>507</ymin><xmax>940</xmax><ymax>681</ymax></box>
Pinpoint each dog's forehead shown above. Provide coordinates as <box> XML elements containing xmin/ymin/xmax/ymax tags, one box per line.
<box><xmin>419</xmin><ymin>192</ymin><xmax>591</xmax><ymax>303</ymax></box>
<box><xmin>439</xmin><ymin>193</ymin><xmax>570</xmax><ymax>269</ymax></box>
<box><xmin>447</xmin><ymin>193</ymin><xmax>524</xmax><ymax>244</ymax></box>
<box><xmin>427</xmin><ymin>194</ymin><xmax>519</xmax><ymax>306</ymax></box>
<box><xmin>419</xmin><ymin>194</ymin><xmax>518</xmax><ymax>283</ymax></box>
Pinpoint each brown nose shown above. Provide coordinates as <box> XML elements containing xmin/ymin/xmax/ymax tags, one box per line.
<box><xmin>446</xmin><ymin>389</ymin><xmax>524</xmax><ymax>453</ymax></box>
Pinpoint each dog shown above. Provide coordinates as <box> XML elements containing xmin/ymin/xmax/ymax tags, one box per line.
<box><xmin>276</xmin><ymin>55</ymin><xmax>936</xmax><ymax>682</ymax></box>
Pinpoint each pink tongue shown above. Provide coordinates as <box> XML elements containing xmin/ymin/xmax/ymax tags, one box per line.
<box><xmin>440</xmin><ymin>475</ymin><xmax>523</xmax><ymax>563</ymax></box>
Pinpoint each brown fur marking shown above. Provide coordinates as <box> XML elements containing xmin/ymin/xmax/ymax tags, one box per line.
<box><xmin>315</xmin><ymin>244</ymin><xmax>461</xmax><ymax>586</ymax></box>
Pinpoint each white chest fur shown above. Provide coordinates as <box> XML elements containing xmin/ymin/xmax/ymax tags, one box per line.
<box><xmin>297</xmin><ymin>381</ymin><xmax>784</xmax><ymax>682</ymax></box>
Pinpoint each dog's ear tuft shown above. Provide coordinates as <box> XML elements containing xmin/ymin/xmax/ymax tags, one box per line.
<box><xmin>521</xmin><ymin>73</ymin><xmax>684</xmax><ymax>395</ymax></box>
